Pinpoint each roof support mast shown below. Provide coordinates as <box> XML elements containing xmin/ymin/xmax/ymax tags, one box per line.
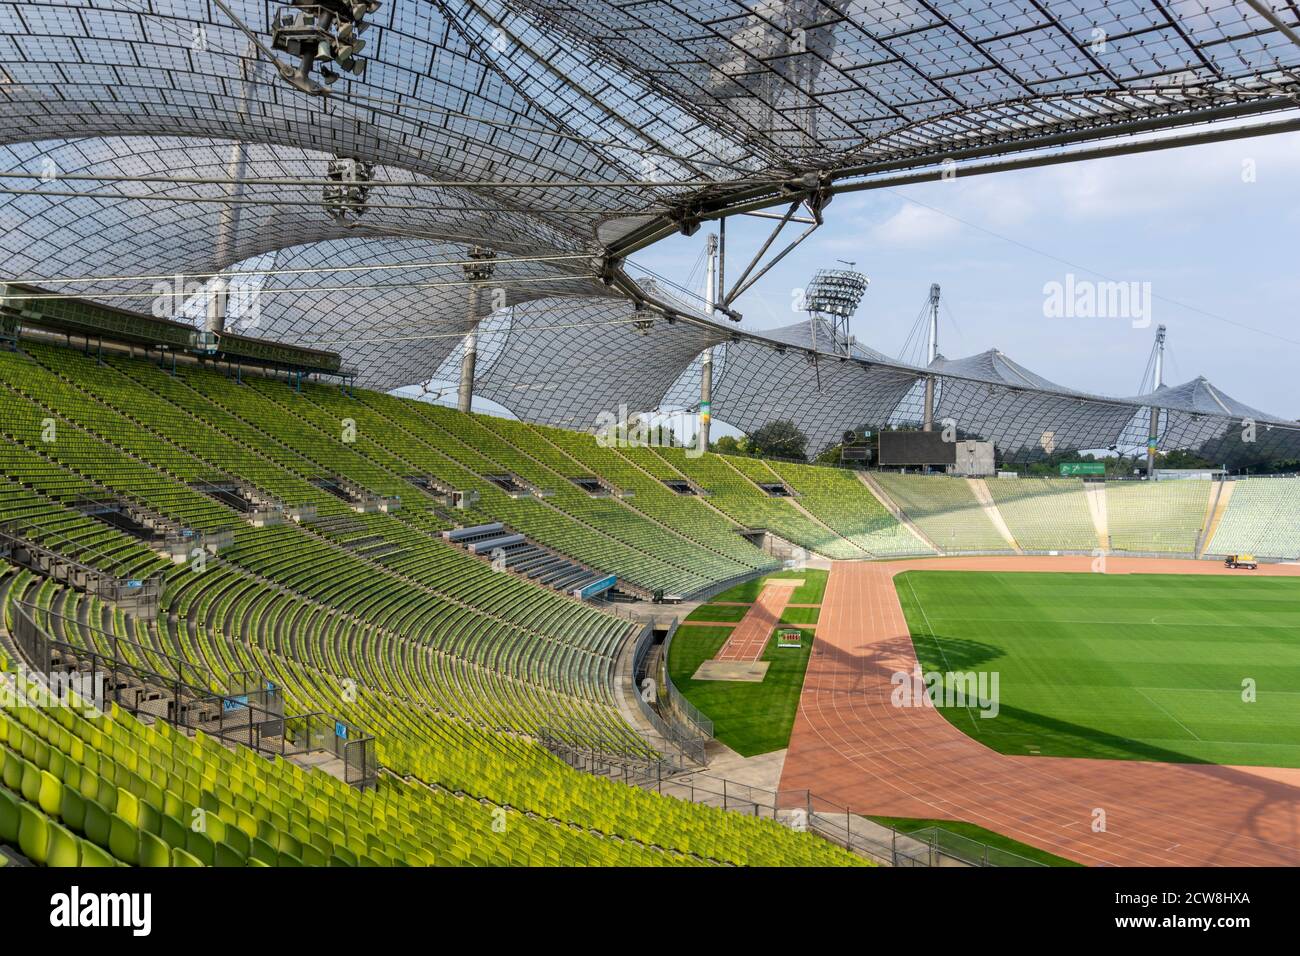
<box><xmin>698</xmin><ymin>232</ymin><xmax>719</xmax><ymax>451</ymax></box>
<box><xmin>1147</xmin><ymin>324</ymin><xmax>1167</xmax><ymax>477</ymax></box>
<box><xmin>923</xmin><ymin>283</ymin><xmax>940</xmax><ymax>431</ymax></box>
<box><xmin>207</xmin><ymin>44</ymin><xmax>260</xmax><ymax>336</ymax></box>
<box><xmin>457</xmin><ymin>246</ymin><xmax>496</xmax><ymax>414</ymax></box>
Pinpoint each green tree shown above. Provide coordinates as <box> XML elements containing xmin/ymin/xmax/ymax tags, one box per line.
<box><xmin>748</xmin><ymin>420</ymin><xmax>808</xmax><ymax>461</ymax></box>
<box><xmin>1155</xmin><ymin>448</ymin><xmax>1214</xmax><ymax>469</ymax></box>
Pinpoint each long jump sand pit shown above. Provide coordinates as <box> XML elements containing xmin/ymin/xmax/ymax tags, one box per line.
<box><xmin>777</xmin><ymin>556</ymin><xmax>1300</xmax><ymax>866</ymax></box>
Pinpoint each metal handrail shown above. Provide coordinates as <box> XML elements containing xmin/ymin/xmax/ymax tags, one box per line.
<box><xmin>10</xmin><ymin>601</ymin><xmax>377</xmax><ymax>789</ymax></box>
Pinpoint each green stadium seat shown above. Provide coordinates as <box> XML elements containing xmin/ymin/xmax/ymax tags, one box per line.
<box><xmin>59</xmin><ymin>785</ymin><xmax>86</xmax><ymax>832</ymax></box>
<box><xmin>214</xmin><ymin>841</ymin><xmax>246</xmax><ymax>868</ymax></box>
<box><xmin>47</xmin><ymin>822</ymin><xmax>81</xmax><ymax>867</ymax></box>
<box><xmin>83</xmin><ymin>799</ymin><xmax>112</xmax><ymax>851</ymax></box>
<box><xmin>139</xmin><ymin>830</ymin><xmax>171</xmax><ymax>867</ymax></box>
<box><xmin>186</xmin><ymin>829</ymin><xmax>215</xmax><ymax>866</ymax></box>
<box><xmin>171</xmin><ymin>846</ymin><xmax>204</xmax><ymax>867</ymax></box>
<box><xmin>0</xmin><ymin>786</ymin><xmax>20</xmax><ymax>844</ymax></box>
<box><xmin>109</xmin><ymin>813</ymin><xmax>139</xmax><ymax>865</ymax></box>
<box><xmin>17</xmin><ymin>801</ymin><xmax>49</xmax><ymax>864</ymax></box>
<box><xmin>79</xmin><ymin>839</ymin><xmax>117</xmax><ymax>867</ymax></box>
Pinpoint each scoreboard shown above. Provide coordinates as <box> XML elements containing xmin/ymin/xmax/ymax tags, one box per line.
<box><xmin>879</xmin><ymin>431</ymin><xmax>957</xmax><ymax>466</ymax></box>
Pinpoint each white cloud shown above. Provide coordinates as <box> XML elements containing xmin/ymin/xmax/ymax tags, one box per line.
<box><xmin>870</xmin><ymin>203</ymin><xmax>961</xmax><ymax>244</ymax></box>
<box><xmin>875</xmin><ymin>131</ymin><xmax>1300</xmax><ymax>226</ymax></box>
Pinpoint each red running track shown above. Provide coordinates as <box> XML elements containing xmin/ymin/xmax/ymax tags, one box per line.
<box><xmin>715</xmin><ymin>580</ymin><xmax>799</xmax><ymax>663</ymax></box>
<box><xmin>777</xmin><ymin>556</ymin><xmax>1300</xmax><ymax>866</ymax></box>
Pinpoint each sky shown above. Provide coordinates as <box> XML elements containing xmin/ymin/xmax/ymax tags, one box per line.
<box><xmin>632</xmin><ymin>128</ymin><xmax>1300</xmax><ymax>422</ymax></box>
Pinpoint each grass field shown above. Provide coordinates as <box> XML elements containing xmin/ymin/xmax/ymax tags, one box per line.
<box><xmin>895</xmin><ymin>570</ymin><xmax>1300</xmax><ymax>767</ymax></box>
<box><xmin>866</xmin><ymin>815</ymin><xmax>1081</xmax><ymax>867</ymax></box>
<box><xmin>684</xmin><ymin>603</ymin><xmax>752</xmax><ymax>622</ymax></box>
<box><xmin>711</xmin><ymin>568</ymin><xmax>827</xmax><ymax>605</ymax></box>
<box><xmin>667</xmin><ymin>624</ymin><xmax>815</xmax><ymax>756</ymax></box>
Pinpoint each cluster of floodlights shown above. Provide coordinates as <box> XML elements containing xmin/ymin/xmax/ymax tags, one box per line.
<box><xmin>323</xmin><ymin>157</ymin><xmax>374</xmax><ymax>223</ymax></box>
<box><xmin>271</xmin><ymin>0</ymin><xmax>381</xmax><ymax>93</ymax></box>
<box><xmin>804</xmin><ymin>268</ymin><xmax>870</xmax><ymax>319</ymax></box>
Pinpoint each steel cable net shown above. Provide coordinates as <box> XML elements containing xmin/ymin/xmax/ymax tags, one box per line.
<box><xmin>648</xmin><ymin>326</ymin><xmax>1300</xmax><ymax>464</ymax></box>
<box><xmin>474</xmin><ymin>294</ymin><xmax>727</xmax><ymax>430</ymax></box>
<box><xmin>0</xmin><ymin>0</ymin><xmax>754</xmax><ymax>241</ymax></box>
<box><xmin>506</xmin><ymin>0</ymin><xmax>1300</xmax><ymax>167</ymax></box>
<box><xmin>0</xmin><ymin>0</ymin><xmax>1298</xmax><ymax>459</ymax></box>
<box><xmin>1</xmin><ymin>1</ymin><xmax>1297</xmax><ymax>239</ymax></box>
<box><xmin>0</xmin><ymin>136</ymin><xmax>591</xmax><ymax>284</ymax></box>
<box><xmin>220</xmin><ymin>237</ymin><xmax>608</xmax><ymax>389</ymax></box>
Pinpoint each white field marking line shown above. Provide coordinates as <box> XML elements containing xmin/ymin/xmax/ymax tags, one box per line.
<box><xmin>919</xmin><ymin>614</ymin><xmax>1300</xmax><ymax>629</ymax></box>
<box><xmin>1134</xmin><ymin>686</ymin><xmax>1300</xmax><ymax>697</ymax></box>
<box><xmin>1148</xmin><ymin>616</ymin><xmax>1300</xmax><ymax>629</ymax></box>
<box><xmin>903</xmin><ymin>574</ymin><xmax>980</xmax><ymax>730</ymax></box>
<box><xmin>1133</xmin><ymin>687</ymin><xmax>1202</xmax><ymax>742</ymax></box>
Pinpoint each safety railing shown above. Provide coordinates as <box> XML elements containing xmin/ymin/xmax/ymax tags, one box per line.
<box><xmin>535</xmin><ymin>726</ymin><xmax>679</xmax><ymax>783</ymax></box>
<box><xmin>10</xmin><ymin>602</ymin><xmax>378</xmax><ymax>790</ymax></box>
<box><xmin>626</xmin><ymin>620</ymin><xmax>709</xmax><ymax>765</ymax></box>
<box><xmin>645</xmin><ymin>768</ymin><xmax>1046</xmax><ymax>867</ymax></box>
<box><xmin>659</xmin><ymin>619</ymin><xmax>713</xmax><ymax>739</ymax></box>
<box><xmin>0</xmin><ymin>522</ymin><xmax>163</xmax><ymax>616</ymax></box>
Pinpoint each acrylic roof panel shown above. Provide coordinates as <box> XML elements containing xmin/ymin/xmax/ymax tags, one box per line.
<box><xmin>1</xmin><ymin>2</ymin><xmax>1296</xmax><ymax>236</ymax></box>
<box><xmin>0</xmin><ymin>0</ymin><xmax>1298</xmax><ymax>460</ymax></box>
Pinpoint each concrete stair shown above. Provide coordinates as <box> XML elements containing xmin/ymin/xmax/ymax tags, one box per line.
<box><xmin>856</xmin><ymin>473</ymin><xmax>938</xmax><ymax>554</ymax></box>
<box><xmin>1084</xmin><ymin>481</ymin><xmax>1109</xmax><ymax>552</ymax></box>
<box><xmin>967</xmin><ymin>478</ymin><xmax>1022</xmax><ymax>554</ymax></box>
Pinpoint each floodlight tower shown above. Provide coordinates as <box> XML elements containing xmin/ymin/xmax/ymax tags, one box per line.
<box><xmin>804</xmin><ymin>264</ymin><xmax>869</xmax><ymax>356</ymax></box>
<box><xmin>922</xmin><ymin>283</ymin><xmax>940</xmax><ymax>431</ymax></box>
<box><xmin>208</xmin><ymin>44</ymin><xmax>262</xmax><ymax>336</ymax></box>
<box><xmin>1146</xmin><ymin>324</ymin><xmax>1167</xmax><ymax>476</ymax></box>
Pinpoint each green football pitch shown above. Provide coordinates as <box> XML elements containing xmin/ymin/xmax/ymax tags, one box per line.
<box><xmin>895</xmin><ymin>570</ymin><xmax>1300</xmax><ymax>768</ymax></box>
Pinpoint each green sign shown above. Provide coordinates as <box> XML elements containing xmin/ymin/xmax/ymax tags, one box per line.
<box><xmin>1060</xmin><ymin>462</ymin><xmax>1105</xmax><ymax>477</ymax></box>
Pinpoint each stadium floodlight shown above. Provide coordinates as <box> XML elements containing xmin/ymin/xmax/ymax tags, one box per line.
<box><xmin>805</xmin><ymin>267</ymin><xmax>869</xmax><ymax>356</ymax></box>
<box><xmin>323</xmin><ymin>157</ymin><xmax>375</xmax><ymax>223</ymax></box>
<box><xmin>271</xmin><ymin>0</ymin><xmax>378</xmax><ymax>93</ymax></box>
<box><xmin>805</xmin><ymin>268</ymin><xmax>869</xmax><ymax>319</ymax></box>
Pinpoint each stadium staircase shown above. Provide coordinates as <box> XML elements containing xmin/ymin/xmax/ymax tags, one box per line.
<box><xmin>1197</xmin><ymin>479</ymin><xmax>1233</xmax><ymax>557</ymax></box>
<box><xmin>769</xmin><ymin>460</ymin><xmax>929</xmax><ymax>557</ymax></box>
<box><xmin>870</xmin><ymin>473</ymin><xmax>1012</xmax><ymax>554</ymax></box>
<box><xmin>1083</xmin><ymin>481</ymin><xmax>1109</xmax><ymax>552</ymax></box>
<box><xmin>441</xmin><ymin>522</ymin><xmax>632</xmax><ymax>599</ymax></box>
<box><xmin>1105</xmin><ymin>480</ymin><xmax>1210</xmax><ymax>555</ymax></box>
<box><xmin>967</xmin><ymin>479</ymin><xmax>1022</xmax><ymax>554</ymax></box>
<box><xmin>736</xmin><ymin>455</ymin><xmax>899</xmax><ymax>556</ymax></box>
<box><xmin>983</xmin><ymin>477</ymin><xmax>1097</xmax><ymax>553</ymax></box>
<box><xmin>659</xmin><ymin>448</ymin><xmax>873</xmax><ymax>560</ymax></box>
<box><xmin>856</xmin><ymin>472</ymin><xmax>938</xmax><ymax>553</ymax></box>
